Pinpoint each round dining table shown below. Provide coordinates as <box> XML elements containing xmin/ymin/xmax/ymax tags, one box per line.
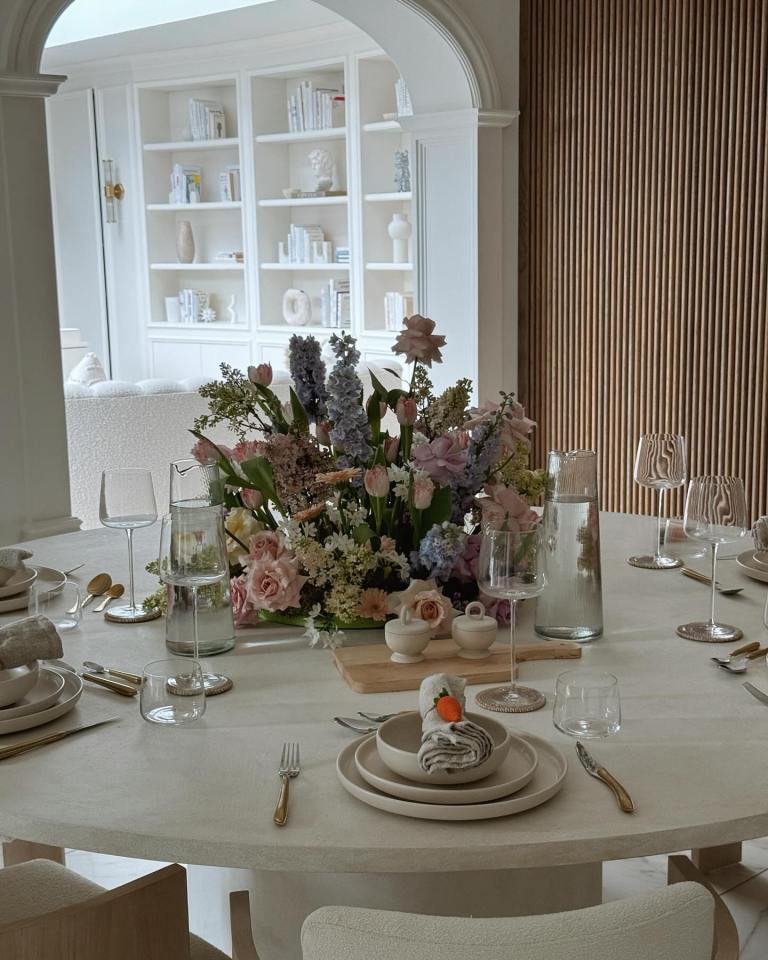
<box><xmin>1</xmin><ymin>513</ymin><xmax>767</xmax><ymax>958</ymax></box>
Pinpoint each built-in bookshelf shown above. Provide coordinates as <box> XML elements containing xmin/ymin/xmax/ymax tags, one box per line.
<box><xmin>133</xmin><ymin>53</ymin><xmax>417</xmax><ymax>377</ymax></box>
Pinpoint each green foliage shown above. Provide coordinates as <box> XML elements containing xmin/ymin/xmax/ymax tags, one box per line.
<box><xmin>422</xmin><ymin>378</ymin><xmax>473</xmax><ymax>438</ymax></box>
<box><xmin>193</xmin><ymin>363</ymin><xmax>288</xmax><ymax>440</ymax></box>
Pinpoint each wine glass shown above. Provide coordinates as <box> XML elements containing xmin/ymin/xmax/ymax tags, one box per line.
<box><xmin>99</xmin><ymin>469</ymin><xmax>160</xmax><ymax>623</ymax></box>
<box><xmin>677</xmin><ymin>476</ymin><xmax>749</xmax><ymax>642</ymax></box>
<box><xmin>475</xmin><ymin>526</ymin><xmax>547</xmax><ymax>713</ymax></box>
<box><xmin>628</xmin><ymin>433</ymin><xmax>687</xmax><ymax>569</ymax></box>
<box><xmin>158</xmin><ymin>509</ymin><xmax>232</xmax><ymax>695</ymax></box>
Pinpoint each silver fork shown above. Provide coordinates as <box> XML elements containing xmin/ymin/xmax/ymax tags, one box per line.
<box><xmin>273</xmin><ymin>742</ymin><xmax>300</xmax><ymax>827</ymax></box>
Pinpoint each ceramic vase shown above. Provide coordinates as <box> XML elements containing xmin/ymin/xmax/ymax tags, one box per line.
<box><xmin>388</xmin><ymin>213</ymin><xmax>412</xmax><ymax>263</ymax></box>
<box><xmin>176</xmin><ymin>220</ymin><xmax>195</xmax><ymax>264</ymax></box>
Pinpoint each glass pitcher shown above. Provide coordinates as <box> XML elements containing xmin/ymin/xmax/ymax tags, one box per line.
<box><xmin>534</xmin><ymin>450</ymin><xmax>603</xmax><ymax>642</ymax></box>
<box><xmin>165</xmin><ymin>457</ymin><xmax>235</xmax><ymax>657</ymax></box>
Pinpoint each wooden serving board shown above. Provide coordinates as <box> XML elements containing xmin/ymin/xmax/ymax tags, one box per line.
<box><xmin>332</xmin><ymin>637</ymin><xmax>582</xmax><ymax>694</ymax></box>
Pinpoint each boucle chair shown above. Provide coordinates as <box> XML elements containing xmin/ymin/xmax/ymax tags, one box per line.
<box><xmin>0</xmin><ymin>859</ymin><xmax>259</xmax><ymax>960</ymax></box>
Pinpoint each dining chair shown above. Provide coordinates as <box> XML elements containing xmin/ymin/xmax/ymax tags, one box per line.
<box><xmin>0</xmin><ymin>859</ymin><xmax>260</xmax><ymax>960</ymax></box>
<box><xmin>299</xmin><ymin>855</ymin><xmax>738</xmax><ymax>960</ymax></box>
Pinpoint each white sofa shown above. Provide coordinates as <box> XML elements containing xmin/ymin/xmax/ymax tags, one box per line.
<box><xmin>65</xmin><ymin>364</ymin><xmax>401</xmax><ymax>529</ymax></box>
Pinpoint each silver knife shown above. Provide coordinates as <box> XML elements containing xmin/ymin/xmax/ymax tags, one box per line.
<box><xmin>576</xmin><ymin>741</ymin><xmax>636</xmax><ymax>813</ymax></box>
<box><xmin>743</xmin><ymin>681</ymin><xmax>768</xmax><ymax>706</ymax></box>
<box><xmin>0</xmin><ymin>717</ymin><xmax>119</xmax><ymax>762</ymax></box>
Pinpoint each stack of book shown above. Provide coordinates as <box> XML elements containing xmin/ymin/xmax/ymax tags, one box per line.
<box><xmin>178</xmin><ymin>289</ymin><xmax>211</xmax><ymax>324</ymax></box>
<box><xmin>394</xmin><ymin>77</ymin><xmax>413</xmax><ymax>117</ymax></box>
<box><xmin>384</xmin><ymin>291</ymin><xmax>414</xmax><ymax>330</ymax></box>
<box><xmin>218</xmin><ymin>166</ymin><xmax>241</xmax><ymax>202</ymax></box>
<box><xmin>286</xmin><ymin>80</ymin><xmax>344</xmax><ymax>132</ymax></box>
<box><xmin>334</xmin><ymin>246</ymin><xmax>350</xmax><ymax>264</ymax></box>
<box><xmin>321</xmin><ymin>279</ymin><xmax>351</xmax><ymax>328</ymax></box>
<box><xmin>189</xmin><ymin>99</ymin><xmax>227</xmax><ymax>140</ymax></box>
<box><xmin>278</xmin><ymin>225</ymin><xmax>334</xmax><ymax>264</ymax></box>
<box><xmin>169</xmin><ymin>164</ymin><xmax>202</xmax><ymax>204</ymax></box>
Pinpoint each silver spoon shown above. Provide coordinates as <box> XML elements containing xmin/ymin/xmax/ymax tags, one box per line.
<box><xmin>715</xmin><ymin>646</ymin><xmax>768</xmax><ymax>674</ymax></box>
<box><xmin>681</xmin><ymin>567</ymin><xmax>744</xmax><ymax>595</ymax></box>
<box><xmin>711</xmin><ymin>641</ymin><xmax>760</xmax><ymax>666</ymax></box>
<box><xmin>82</xmin><ymin>660</ymin><xmax>142</xmax><ymax>685</ymax></box>
<box><xmin>334</xmin><ymin>717</ymin><xmax>378</xmax><ymax>734</ymax></box>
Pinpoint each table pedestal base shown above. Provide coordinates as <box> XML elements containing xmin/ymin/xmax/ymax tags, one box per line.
<box><xmin>187</xmin><ymin>862</ymin><xmax>603</xmax><ymax>960</ymax></box>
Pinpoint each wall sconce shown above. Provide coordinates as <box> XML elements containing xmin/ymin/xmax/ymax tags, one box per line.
<box><xmin>102</xmin><ymin>158</ymin><xmax>125</xmax><ymax>224</ymax></box>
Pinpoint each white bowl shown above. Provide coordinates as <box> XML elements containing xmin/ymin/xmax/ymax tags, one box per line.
<box><xmin>0</xmin><ymin>567</ymin><xmax>37</xmax><ymax>600</ymax></box>
<box><xmin>376</xmin><ymin>710</ymin><xmax>511</xmax><ymax>785</ymax></box>
<box><xmin>0</xmin><ymin>662</ymin><xmax>40</xmax><ymax>707</ymax></box>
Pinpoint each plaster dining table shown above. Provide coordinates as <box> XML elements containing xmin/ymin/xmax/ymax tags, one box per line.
<box><xmin>1</xmin><ymin>513</ymin><xmax>768</xmax><ymax>958</ymax></box>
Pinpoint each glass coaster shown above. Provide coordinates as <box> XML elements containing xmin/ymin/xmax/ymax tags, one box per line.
<box><xmin>475</xmin><ymin>684</ymin><xmax>546</xmax><ymax>714</ymax></box>
<box><xmin>627</xmin><ymin>554</ymin><xmax>682</xmax><ymax>570</ymax></box>
<box><xmin>105</xmin><ymin>604</ymin><xmax>162</xmax><ymax>624</ymax></box>
<box><xmin>676</xmin><ymin>621</ymin><xmax>744</xmax><ymax>642</ymax></box>
<box><xmin>201</xmin><ymin>674</ymin><xmax>233</xmax><ymax>696</ymax></box>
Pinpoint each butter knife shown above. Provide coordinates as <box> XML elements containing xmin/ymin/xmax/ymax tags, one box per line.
<box><xmin>0</xmin><ymin>717</ymin><xmax>118</xmax><ymax>762</ymax></box>
<box><xmin>48</xmin><ymin>660</ymin><xmax>138</xmax><ymax>698</ymax></box>
<box><xmin>576</xmin><ymin>741</ymin><xmax>636</xmax><ymax>813</ymax></box>
<box><xmin>742</xmin><ymin>681</ymin><xmax>768</xmax><ymax>706</ymax></box>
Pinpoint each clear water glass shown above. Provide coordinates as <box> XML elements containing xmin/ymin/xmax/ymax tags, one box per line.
<box><xmin>99</xmin><ymin>468</ymin><xmax>158</xmax><ymax>622</ymax></box>
<box><xmin>628</xmin><ymin>433</ymin><xmax>687</xmax><ymax>570</ymax></box>
<box><xmin>475</xmin><ymin>525</ymin><xmax>547</xmax><ymax>714</ymax></box>
<box><xmin>553</xmin><ymin>670</ymin><xmax>621</xmax><ymax>738</ymax></box>
<box><xmin>140</xmin><ymin>658</ymin><xmax>205</xmax><ymax>725</ymax></box>
<box><xmin>677</xmin><ymin>476</ymin><xmax>749</xmax><ymax>642</ymax></box>
<box><xmin>661</xmin><ymin>518</ymin><xmax>707</xmax><ymax>562</ymax></box>
<box><xmin>30</xmin><ymin>580</ymin><xmax>81</xmax><ymax>631</ymax></box>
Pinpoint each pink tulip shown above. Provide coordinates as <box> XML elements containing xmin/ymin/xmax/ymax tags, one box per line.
<box><xmin>396</xmin><ymin>396</ymin><xmax>418</xmax><ymax>426</ymax></box>
<box><xmin>240</xmin><ymin>487</ymin><xmax>263</xmax><ymax>510</ymax></box>
<box><xmin>248</xmin><ymin>363</ymin><xmax>273</xmax><ymax>387</ymax></box>
<box><xmin>364</xmin><ymin>465</ymin><xmax>390</xmax><ymax>499</ymax></box>
<box><xmin>412</xmin><ymin>475</ymin><xmax>435</xmax><ymax>510</ymax></box>
<box><xmin>383</xmin><ymin>436</ymin><xmax>400</xmax><ymax>463</ymax></box>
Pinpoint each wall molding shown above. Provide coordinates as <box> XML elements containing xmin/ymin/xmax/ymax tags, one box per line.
<box><xmin>0</xmin><ymin>71</ymin><xmax>66</xmax><ymax>98</ymax></box>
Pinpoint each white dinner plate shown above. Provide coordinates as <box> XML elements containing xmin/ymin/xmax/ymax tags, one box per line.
<box><xmin>0</xmin><ymin>566</ymin><xmax>67</xmax><ymax>614</ymax></box>
<box><xmin>0</xmin><ymin>568</ymin><xmax>38</xmax><ymax>599</ymax></box>
<box><xmin>337</xmin><ymin>733</ymin><xmax>567</xmax><ymax>821</ymax></box>
<box><xmin>736</xmin><ymin>551</ymin><xmax>768</xmax><ymax>585</ymax></box>
<box><xmin>0</xmin><ymin>668</ymin><xmax>66</xmax><ymax>720</ymax></box>
<box><xmin>355</xmin><ymin>733</ymin><xmax>538</xmax><ymax>804</ymax></box>
<box><xmin>0</xmin><ymin>669</ymin><xmax>82</xmax><ymax>736</ymax></box>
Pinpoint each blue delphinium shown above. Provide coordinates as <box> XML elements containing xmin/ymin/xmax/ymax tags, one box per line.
<box><xmin>449</xmin><ymin>419</ymin><xmax>503</xmax><ymax>523</ymax></box>
<box><xmin>326</xmin><ymin>333</ymin><xmax>372</xmax><ymax>463</ymax></box>
<box><xmin>415</xmin><ymin>522</ymin><xmax>468</xmax><ymax>580</ymax></box>
<box><xmin>288</xmin><ymin>334</ymin><xmax>329</xmax><ymax>423</ymax></box>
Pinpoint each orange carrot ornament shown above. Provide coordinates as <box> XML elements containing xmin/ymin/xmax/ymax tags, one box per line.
<box><xmin>434</xmin><ymin>688</ymin><xmax>462</xmax><ymax>723</ymax></box>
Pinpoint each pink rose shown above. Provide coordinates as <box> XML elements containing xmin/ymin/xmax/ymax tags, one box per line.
<box><xmin>245</xmin><ymin>555</ymin><xmax>307</xmax><ymax>612</ymax></box>
<box><xmin>248</xmin><ymin>530</ymin><xmax>285</xmax><ymax>562</ymax></box>
<box><xmin>391</xmin><ymin>314</ymin><xmax>446</xmax><ymax>367</ymax></box>
<box><xmin>231</xmin><ymin>575</ymin><xmax>258</xmax><ymax>628</ymax></box>
<box><xmin>466</xmin><ymin>400</ymin><xmax>536</xmax><ymax>451</ymax></box>
<box><xmin>480</xmin><ymin>482</ymin><xmax>539</xmax><ymax>532</ymax></box>
<box><xmin>412</xmin><ymin>435</ymin><xmax>467</xmax><ymax>484</ymax></box>
<box><xmin>412</xmin><ymin>589</ymin><xmax>453</xmax><ymax>630</ymax></box>
<box><xmin>364</xmin><ymin>465</ymin><xmax>389</xmax><ymax>499</ymax></box>
<box><xmin>480</xmin><ymin>593</ymin><xmax>512</xmax><ymax>627</ymax></box>
<box><xmin>240</xmin><ymin>487</ymin><xmax>263</xmax><ymax>510</ymax></box>
<box><xmin>452</xmin><ymin>532</ymin><xmax>482</xmax><ymax>581</ymax></box>
<box><xmin>395</xmin><ymin>396</ymin><xmax>418</xmax><ymax>425</ymax></box>
<box><xmin>248</xmin><ymin>363</ymin><xmax>273</xmax><ymax>387</ymax></box>
<box><xmin>412</xmin><ymin>474</ymin><xmax>435</xmax><ymax>510</ymax></box>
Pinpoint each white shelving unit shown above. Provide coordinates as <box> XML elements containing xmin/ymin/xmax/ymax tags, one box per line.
<box><xmin>132</xmin><ymin>53</ymin><xmax>416</xmax><ymax>377</ymax></box>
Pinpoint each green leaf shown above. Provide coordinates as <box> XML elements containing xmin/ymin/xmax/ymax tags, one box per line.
<box><xmin>352</xmin><ymin>523</ymin><xmax>376</xmax><ymax>544</ymax></box>
<box><xmin>368</xmin><ymin>370</ymin><xmax>391</xmax><ymax>402</ymax></box>
<box><xmin>289</xmin><ymin>387</ymin><xmax>310</xmax><ymax>434</ymax></box>
<box><xmin>419</xmin><ymin>485</ymin><xmax>453</xmax><ymax>529</ymax></box>
<box><xmin>240</xmin><ymin>456</ymin><xmax>277</xmax><ymax>499</ymax></box>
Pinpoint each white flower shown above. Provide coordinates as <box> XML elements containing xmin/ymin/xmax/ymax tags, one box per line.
<box><xmin>324</xmin><ymin>533</ymin><xmax>356</xmax><ymax>554</ymax></box>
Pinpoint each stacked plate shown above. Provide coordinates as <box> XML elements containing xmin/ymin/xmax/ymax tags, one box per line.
<box><xmin>0</xmin><ymin>565</ymin><xmax>67</xmax><ymax>614</ymax></box>
<box><xmin>737</xmin><ymin>550</ymin><xmax>768</xmax><ymax>584</ymax></box>
<box><xmin>336</xmin><ymin>711</ymin><xmax>567</xmax><ymax>821</ymax></box>
<box><xmin>0</xmin><ymin>665</ymin><xmax>83</xmax><ymax>735</ymax></box>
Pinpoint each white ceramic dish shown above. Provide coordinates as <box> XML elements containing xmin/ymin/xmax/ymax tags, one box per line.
<box><xmin>0</xmin><ymin>662</ymin><xmax>40</xmax><ymax>707</ymax></box>
<box><xmin>355</xmin><ymin>733</ymin><xmax>538</xmax><ymax>804</ymax></box>
<box><xmin>376</xmin><ymin>711</ymin><xmax>511</xmax><ymax>785</ymax></box>
<box><xmin>751</xmin><ymin>552</ymin><xmax>768</xmax><ymax>570</ymax></box>
<box><xmin>0</xmin><ymin>568</ymin><xmax>38</xmax><ymax>599</ymax></box>
<box><xmin>0</xmin><ymin>668</ymin><xmax>66</xmax><ymax>720</ymax></box>
<box><xmin>338</xmin><ymin>732</ymin><xmax>567</xmax><ymax>821</ymax></box>
<box><xmin>736</xmin><ymin>551</ymin><xmax>768</xmax><ymax>584</ymax></box>
<box><xmin>0</xmin><ymin>566</ymin><xmax>67</xmax><ymax>614</ymax></box>
<box><xmin>0</xmin><ymin>669</ymin><xmax>82</xmax><ymax>736</ymax></box>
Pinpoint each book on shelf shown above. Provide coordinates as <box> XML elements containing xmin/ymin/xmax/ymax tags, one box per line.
<box><xmin>188</xmin><ymin>98</ymin><xmax>227</xmax><ymax>140</ymax></box>
<box><xmin>394</xmin><ymin>77</ymin><xmax>413</xmax><ymax>117</ymax></box>
<box><xmin>214</xmin><ymin>251</ymin><xmax>244</xmax><ymax>263</ymax></box>
<box><xmin>218</xmin><ymin>165</ymin><xmax>241</xmax><ymax>202</ymax></box>
<box><xmin>334</xmin><ymin>245</ymin><xmax>350</xmax><ymax>264</ymax></box>
<box><xmin>169</xmin><ymin>163</ymin><xmax>202</xmax><ymax>204</ymax></box>
<box><xmin>286</xmin><ymin>80</ymin><xmax>344</xmax><ymax>132</ymax></box>
<box><xmin>279</xmin><ymin>224</ymin><xmax>335</xmax><ymax>264</ymax></box>
<box><xmin>384</xmin><ymin>291</ymin><xmax>414</xmax><ymax>331</ymax></box>
<box><xmin>321</xmin><ymin>279</ymin><xmax>351</xmax><ymax>328</ymax></box>
<box><xmin>177</xmin><ymin>288</ymin><xmax>211</xmax><ymax>324</ymax></box>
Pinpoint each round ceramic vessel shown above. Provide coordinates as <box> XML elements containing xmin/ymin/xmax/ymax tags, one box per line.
<box><xmin>384</xmin><ymin>609</ymin><xmax>431</xmax><ymax>664</ymax></box>
<box><xmin>376</xmin><ymin>710</ymin><xmax>511</xmax><ymax>784</ymax></box>
<box><xmin>0</xmin><ymin>661</ymin><xmax>40</xmax><ymax>708</ymax></box>
<box><xmin>452</xmin><ymin>601</ymin><xmax>497</xmax><ymax>659</ymax></box>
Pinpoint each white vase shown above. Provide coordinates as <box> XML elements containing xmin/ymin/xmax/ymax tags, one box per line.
<box><xmin>176</xmin><ymin>220</ymin><xmax>195</xmax><ymax>264</ymax></box>
<box><xmin>388</xmin><ymin>213</ymin><xmax>412</xmax><ymax>264</ymax></box>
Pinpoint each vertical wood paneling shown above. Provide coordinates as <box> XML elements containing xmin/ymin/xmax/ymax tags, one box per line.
<box><xmin>519</xmin><ymin>0</ymin><xmax>768</xmax><ymax>520</ymax></box>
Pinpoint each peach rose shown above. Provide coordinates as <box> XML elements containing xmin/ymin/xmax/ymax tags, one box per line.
<box><xmin>245</xmin><ymin>556</ymin><xmax>307</xmax><ymax>612</ymax></box>
<box><xmin>412</xmin><ymin>589</ymin><xmax>453</xmax><ymax>630</ymax></box>
<box><xmin>248</xmin><ymin>530</ymin><xmax>285</xmax><ymax>563</ymax></box>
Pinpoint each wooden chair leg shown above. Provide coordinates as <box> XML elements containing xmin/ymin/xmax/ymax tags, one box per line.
<box><xmin>2</xmin><ymin>840</ymin><xmax>65</xmax><ymax>867</ymax></box>
<box><xmin>691</xmin><ymin>843</ymin><xmax>743</xmax><ymax>873</ymax></box>
<box><xmin>668</xmin><ymin>855</ymin><xmax>739</xmax><ymax>960</ymax></box>
<box><xmin>230</xmin><ymin>890</ymin><xmax>260</xmax><ymax>960</ymax></box>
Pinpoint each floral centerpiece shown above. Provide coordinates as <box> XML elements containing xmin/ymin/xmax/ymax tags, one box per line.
<box><xmin>190</xmin><ymin>316</ymin><xmax>545</xmax><ymax>646</ymax></box>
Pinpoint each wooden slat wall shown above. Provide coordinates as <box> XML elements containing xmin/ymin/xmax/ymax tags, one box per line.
<box><xmin>518</xmin><ymin>0</ymin><xmax>768</xmax><ymax>519</ymax></box>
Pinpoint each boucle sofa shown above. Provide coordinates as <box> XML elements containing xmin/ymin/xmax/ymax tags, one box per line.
<box><xmin>65</xmin><ymin>365</ymin><xmax>400</xmax><ymax>529</ymax></box>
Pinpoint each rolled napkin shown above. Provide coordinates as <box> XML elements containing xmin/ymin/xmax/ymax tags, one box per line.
<box><xmin>0</xmin><ymin>548</ymin><xmax>32</xmax><ymax>587</ymax></box>
<box><xmin>417</xmin><ymin>673</ymin><xmax>494</xmax><ymax>775</ymax></box>
<box><xmin>0</xmin><ymin>616</ymin><xmax>63</xmax><ymax>670</ymax></box>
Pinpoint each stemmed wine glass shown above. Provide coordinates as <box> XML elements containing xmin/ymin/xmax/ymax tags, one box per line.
<box><xmin>158</xmin><ymin>507</ymin><xmax>232</xmax><ymax>694</ymax></box>
<box><xmin>99</xmin><ymin>469</ymin><xmax>160</xmax><ymax>623</ymax></box>
<box><xmin>628</xmin><ymin>433</ymin><xmax>687</xmax><ymax>569</ymax></box>
<box><xmin>475</xmin><ymin>526</ymin><xmax>547</xmax><ymax>713</ymax></box>
<box><xmin>676</xmin><ymin>476</ymin><xmax>749</xmax><ymax>642</ymax></box>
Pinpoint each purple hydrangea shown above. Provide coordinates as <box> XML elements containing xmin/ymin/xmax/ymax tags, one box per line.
<box><xmin>288</xmin><ymin>334</ymin><xmax>329</xmax><ymax>423</ymax></box>
<box><xmin>414</xmin><ymin>522</ymin><xmax>468</xmax><ymax>580</ymax></box>
<box><xmin>326</xmin><ymin>334</ymin><xmax>372</xmax><ymax>463</ymax></box>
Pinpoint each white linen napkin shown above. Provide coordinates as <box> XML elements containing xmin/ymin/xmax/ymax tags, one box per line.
<box><xmin>0</xmin><ymin>548</ymin><xmax>32</xmax><ymax>587</ymax></box>
<box><xmin>0</xmin><ymin>616</ymin><xmax>63</xmax><ymax>670</ymax></box>
<box><xmin>417</xmin><ymin>673</ymin><xmax>494</xmax><ymax>775</ymax></box>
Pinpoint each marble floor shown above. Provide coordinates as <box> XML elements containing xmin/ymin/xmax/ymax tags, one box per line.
<box><xmin>63</xmin><ymin>841</ymin><xmax>768</xmax><ymax>957</ymax></box>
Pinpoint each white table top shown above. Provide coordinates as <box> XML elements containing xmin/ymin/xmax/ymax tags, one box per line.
<box><xmin>1</xmin><ymin>514</ymin><xmax>767</xmax><ymax>874</ymax></box>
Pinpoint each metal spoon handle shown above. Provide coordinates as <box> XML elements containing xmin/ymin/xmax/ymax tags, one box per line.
<box><xmin>108</xmin><ymin>668</ymin><xmax>142</xmax><ymax>684</ymax></box>
<box><xmin>82</xmin><ymin>673</ymin><xmax>138</xmax><ymax>697</ymax></box>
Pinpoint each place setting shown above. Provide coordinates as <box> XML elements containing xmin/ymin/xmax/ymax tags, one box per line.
<box><xmin>0</xmin><ymin>548</ymin><xmax>68</xmax><ymax>616</ymax></box>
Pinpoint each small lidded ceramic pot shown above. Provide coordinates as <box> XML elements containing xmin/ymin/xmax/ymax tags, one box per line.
<box><xmin>385</xmin><ymin>608</ymin><xmax>431</xmax><ymax>664</ymax></box>
<box><xmin>452</xmin><ymin>601</ymin><xmax>498</xmax><ymax>660</ymax></box>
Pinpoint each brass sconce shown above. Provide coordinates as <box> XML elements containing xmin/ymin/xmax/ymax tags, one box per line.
<box><xmin>102</xmin><ymin>158</ymin><xmax>125</xmax><ymax>223</ymax></box>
